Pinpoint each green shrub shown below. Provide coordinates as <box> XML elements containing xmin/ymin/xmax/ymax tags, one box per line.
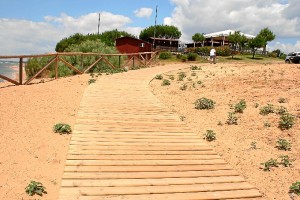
<box><xmin>279</xmin><ymin>113</ymin><xmax>295</xmax><ymax>130</ymax></box>
<box><xmin>159</xmin><ymin>52</ymin><xmax>172</xmax><ymax>59</ymax></box>
<box><xmin>155</xmin><ymin>74</ymin><xmax>163</xmax><ymax>80</ymax></box>
<box><xmin>276</xmin><ymin>138</ymin><xmax>291</xmax><ymax>151</ymax></box>
<box><xmin>179</xmin><ymin>54</ymin><xmax>187</xmax><ymax>62</ymax></box>
<box><xmin>290</xmin><ymin>181</ymin><xmax>300</xmax><ymax>195</ymax></box>
<box><xmin>161</xmin><ymin>79</ymin><xmax>171</xmax><ymax>86</ymax></box>
<box><xmin>180</xmin><ymin>83</ymin><xmax>188</xmax><ymax>90</ymax></box>
<box><xmin>234</xmin><ymin>99</ymin><xmax>247</xmax><ymax>113</ymax></box>
<box><xmin>178</xmin><ymin>72</ymin><xmax>186</xmax><ymax>81</ymax></box>
<box><xmin>194</xmin><ymin>97</ymin><xmax>215</xmax><ymax>110</ymax></box>
<box><xmin>191</xmin><ymin>65</ymin><xmax>202</xmax><ymax>70</ymax></box>
<box><xmin>169</xmin><ymin>75</ymin><xmax>175</xmax><ymax>80</ymax></box>
<box><xmin>276</xmin><ymin>106</ymin><xmax>288</xmax><ymax>115</ymax></box>
<box><xmin>226</xmin><ymin>112</ymin><xmax>238</xmax><ymax>125</ymax></box>
<box><xmin>279</xmin><ymin>155</ymin><xmax>294</xmax><ymax>167</ymax></box>
<box><xmin>25</xmin><ymin>181</ymin><xmax>47</xmax><ymax>196</ymax></box>
<box><xmin>259</xmin><ymin>104</ymin><xmax>275</xmax><ymax>115</ymax></box>
<box><xmin>88</xmin><ymin>78</ymin><xmax>96</xmax><ymax>84</ymax></box>
<box><xmin>203</xmin><ymin>130</ymin><xmax>216</xmax><ymax>141</ymax></box>
<box><xmin>53</xmin><ymin>123</ymin><xmax>72</xmax><ymax>134</ymax></box>
<box><xmin>187</xmin><ymin>53</ymin><xmax>197</xmax><ymax>61</ymax></box>
<box><xmin>261</xmin><ymin>158</ymin><xmax>279</xmax><ymax>171</ymax></box>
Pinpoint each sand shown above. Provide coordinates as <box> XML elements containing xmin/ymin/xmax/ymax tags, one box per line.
<box><xmin>150</xmin><ymin>62</ymin><xmax>300</xmax><ymax>200</ymax></box>
<box><xmin>0</xmin><ymin>74</ymin><xmax>90</xmax><ymax>200</ymax></box>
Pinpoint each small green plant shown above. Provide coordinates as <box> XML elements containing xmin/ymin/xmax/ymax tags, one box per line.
<box><xmin>187</xmin><ymin>52</ymin><xmax>198</xmax><ymax>61</ymax></box>
<box><xmin>159</xmin><ymin>52</ymin><xmax>172</xmax><ymax>59</ymax></box>
<box><xmin>194</xmin><ymin>97</ymin><xmax>215</xmax><ymax>110</ymax></box>
<box><xmin>178</xmin><ymin>72</ymin><xmax>186</xmax><ymax>81</ymax></box>
<box><xmin>53</xmin><ymin>123</ymin><xmax>72</xmax><ymax>134</ymax></box>
<box><xmin>197</xmin><ymin>80</ymin><xmax>202</xmax><ymax>85</ymax></box>
<box><xmin>259</xmin><ymin>104</ymin><xmax>275</xmax><ymax>115</ymax></box>
<box><xmin>191</xmin><ymin>65</ymin><xmax>201</xmax><ymax>70</ymax></box>
<box><xmin>203</xmin><ymin>130</ymin><xmax>216</xmax><ymax>141</ymax></box>
<box><xmin>88</xmin><ymin>78</ymin><xmax>96</xmax><ymax>84</ymax></box>
<box><xmin>279</xmin><ymin>113</ymin><xmax>295</xmax><ymax>130</ymax></box>
<box><xmin>226</xmin><ymin>112</ymin><xmax>238</xmax><ymax>125</ymax></box>
<box><xmin>169</xmin><ymin>75</ymin><xmax>175</xmax><ymax>80</ymax></box>
<box><xmin>278</xmin><ymin>97</ymin><xmax>287</xmax><ymax>103</ymax></box>
<box><xmin>276</xmin><ymin>138</ymin><xmax>291</xmax><ymax>151</ymax></box>
<box><xmin>290</xmin><ymin>181</ymin><xmax>300</xmax><ymax>196</ymax></box>
<box><xmin>180</xmin><ymin>83</ymin><xmax>188</xmax><ymax>90</ymax></box>
<box><xmin>250</xmin><ymin>141</ymin><xmax>257</xmax><ymax>149</ymax></box>
<box><xmin>279</xmin><ymin>155</ymin><xmax>294</xmax><ymax>167</ymax></box>
<box><xmin>276</xmin><ymin>106</ymin><xmax>288</xmax><ymax>115</ymax></box>
<box><xmin>161</xmin><ymin>79</ymin><xmax>171</xmax><ymax>86</ymax></box>
<box><xmin>261</xmin><ymin>158</ymin><xmax>279</xmax><ymax>171</ymax></box>
<box><xmin>234</xmin><ymin>99</ymin><xmax>247</xmax><ymax>113</ymax></box>
<box><xmin>25</xmin><ymin>181</ymin><xmax>47</xmax><ymax>196</ymax></box>
<box><xmin>155</xmin><ymin>74</ymin><xmax>163</xmax><ymax>80</ymax></box>
<box><xmin>90</xmin><ymin>73</ymin><xmax>95</xmax><ymax>78</ymax></box>
<box><xmin>264</xmin><ymin>121</ymin><xmax>271</xmax><ymax>128</ymax></box>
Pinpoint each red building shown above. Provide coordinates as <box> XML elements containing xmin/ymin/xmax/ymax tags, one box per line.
<box><xmin>116</xmin><ymin>36</ymin><xmax>152</xmax><ymax>54</ymax></box>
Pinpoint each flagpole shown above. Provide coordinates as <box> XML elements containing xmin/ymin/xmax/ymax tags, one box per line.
<box><xmin>153</xmin><ymin>5</ymin><xmax>158</xmax><ymax>49</ymax></box>
<box><xmin>98</xmin><ymin>13</ymin><xmax>101</xmax><ymax>35</ymax></box>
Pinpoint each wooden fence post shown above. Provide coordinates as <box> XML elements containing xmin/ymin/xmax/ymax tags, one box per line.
<box><xmin>55</xmin><ymin>55</ymin><xmax>58</xmax><ymax>79</ymax></box>
<box><xmin>19</xmin><ymin>57</ymin><xmax>23</xmax><ymax>85</ymax></box>
<box><xmin>119</xmin><ymin>56</ymin><xmax>121</xmax><ymax>68</ymax></box>
<box><xmin>132</xmin><ymin>56</ymin><xmax>135</xmax><ymax>69</ymax></box>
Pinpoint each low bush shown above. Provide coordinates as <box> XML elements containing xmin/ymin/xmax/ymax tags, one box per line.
<box><xmin>226</xmin><ymin>112</ymin><xmax>238</xmax><ymax>125</ymax></box>
<box><xmin>234</xmin><ymin>99</ymin><xmax>247</xmax><ymax>113</ymax></box>
<box><xmin>25</xmin><ymin>181</ymin><xmax>47</xmax><ymax>196</ymax></box>
<box><xmin>178</xmin><ymin>72</ymin><xmax>186</xmax><ymax>81</ymax></box>
<box><xmin>53</xmin><ymin>123</ymin><xmax>72</xmax><ymax>134</ymax></box>
<box><xmin>261</xmin><ymin>158</ymin><xmax>279</xmax><ymax>171</ymax></box>
<box><xmin>155</xmin><ymin>74</ymin><xmax>163</xmax><ymax>80</ymax></box>
<box><xmin>194</xmin><ymin>97</ymin><xmax>215</xmax><ymax>110</ymax></box>
<box><xmin>203</xmin><ymin>130</ymin><xmax>216</xmax><ymax>141</ymax></box>
<box><xmin>278</xmin><ymin>97</ymin><xmax>287</xmax><ymax>103</ymax></box>
<box><xmin>279</xmin><ymin>155</ymin><xmax>294</xmax><ymax>167</ymax></box>
<box><xmin>276</xmin><ymin>138</ymin><xmax>291</xmax><ymax>151</ymax></box>
<box><xmin>161</xmin><ymin>79</ymin><xmax>171</xmax><ymax>86</ymax></box>
<box><xmin>88</xmin><ymin>78</ymin><xmax>96</xmax><ymax>84</ymax></box>
<box><xmin>259</xmin><ymin>104</ymin><xmax>275</xmax><ymax>115</ymax></box>
<box><xmin>159</xmin><ymin>52</ymin><xmax>172</xmax><ymax>59</ymax></box>
<box><xmin>279</xmin><ymin>113</ymin><xmax>295</xmax><ymax>130</ymax></box>
<box><xmin>290</xmin><ymin>181</ymin><xmax>300</xmax><ymax>196</ymax></box>
<box><xmin>187</xmin><ymin>53</ymin><xmax>198</xmax><ymax>61</ymax></box>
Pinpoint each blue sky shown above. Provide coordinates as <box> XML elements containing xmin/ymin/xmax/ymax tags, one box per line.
<box><xmin>0</xmin><ymin>0</ymin><xmax>299</xmax><ymax>55</ymax></box>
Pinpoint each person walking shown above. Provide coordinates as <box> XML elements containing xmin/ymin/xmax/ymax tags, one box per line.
<box><xmin>210</xmin><ymin>48</ymin><xmax>216</xmax><ymax>64</ymax></box>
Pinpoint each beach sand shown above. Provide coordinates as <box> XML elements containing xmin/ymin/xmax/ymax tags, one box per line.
<box><xmin>0</xmin><ymin>74</ymin><xmax>90</xmax><ymax>200</ymax></box>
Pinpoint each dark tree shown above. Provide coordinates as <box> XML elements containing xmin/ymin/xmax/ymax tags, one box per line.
<box><xmin>257</xmin><ymin>28</ymin><xmax>275</xmax><ymax>55</ymax></box>
<box><xmin>248</xmin><ymin>35</ymin><xmax>264</xmax><ymax>59</ymax></box>
<box><xmin>192</xmin><ymin>33</ymin><xmax>205</xmax><ymax>47</ymax></box>
<box><xmin>139</xmin><ymin>25</ymin><xmax>181</xmax><ymax>41</ymax></box>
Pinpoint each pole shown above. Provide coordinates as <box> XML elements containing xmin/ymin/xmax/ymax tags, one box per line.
<box><xmin>98</xmin><ymin>13</ymin><xmax>101</xmax><ymax>35</ymax></box>
<box><xmin>153</xmin><ymin>5</ymin><xmax>158</xmax><ymax>50</ymax></box>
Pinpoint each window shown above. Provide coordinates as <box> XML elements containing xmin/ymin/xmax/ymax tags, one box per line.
<box><xmin>140</xmin><ymin>43</ymin><xmax>145</xmax><ymax>47</ymax></box>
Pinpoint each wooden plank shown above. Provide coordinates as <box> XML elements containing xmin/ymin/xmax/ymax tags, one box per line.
<box><xmin>61</xmin><ymin>189</ymin><xmax>261</xmax><ymax>200</ymax></box>
<box><xmin>63</xmin><ymin>164</ymin><xmax>233</xmax><ymax>172</ymax></box>
<box><xmin>58</xmin><ymin>182</ymin><xmax>254</xmax><ymax>196</ymax></box>
<box><xmin>67</xmin><ymin>150</ymin><xmax>217</xmax><ymax>155</ymax></box>
<box><xmin>66</xmin><ymin>154</ymin><xmax>220</xmax><ymax>160</ymax></box>
<box><xmin>62</xmin><ymin>170</ymin><xmax>239</xmax><ymax>179</ymax></box>
<box><xmin>65</xmin><ymin>159</ymin><xmax>226</xmax><ymax>166</ymax></box>
<box><xmin>61</xmin><ymin>176</ymin><xmax>245</xmax><ymax>187</ymax></box>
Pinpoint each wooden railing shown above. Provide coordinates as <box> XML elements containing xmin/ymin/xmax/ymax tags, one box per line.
<box><xmin>0</xmin><ymin>51</ymin><xmax>158</xmax><ymax>85</ymax></box>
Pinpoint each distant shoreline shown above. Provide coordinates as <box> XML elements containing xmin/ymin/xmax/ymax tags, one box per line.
<box><xmin>0</xmin><ymin>64</ymin><xmax>26</xmax><ymax>83</ymax></box>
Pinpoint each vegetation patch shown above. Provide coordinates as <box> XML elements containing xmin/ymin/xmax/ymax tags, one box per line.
<box><xmin>290</xmin><ymin>181</ymin><xmax>300</xmax><ymax>196</ymax></box>
<box><xmin>259</xmin><ymin>104</ymin><xmax>275</xmax><ymax>115</ymax></box>
<box><xmin>226</xmin><ymin>112</ymin><xmax>238</xmax><ymax>125</ymax></box>
<box><xmin>194</xmin><ymin>97</ymin><xmax>215</xmax><ymax>110</ymax></box>
<box><xmin>161</xmin><ymin>79</ymin><xmax>171</xmax><ymax>86</ymax></box>
<box><xmin>25</xmin><ymin>181</ymin><xmax>47</xmax><ymax>196</ymax></box>
<box><xmin>155</xmin><ymin>74</ymin><xmax>163</xmax><ymax>80</ymax></box>
<box><xmin>279</xmin><ymin>113</ymin><xmax>295</xmax><ymax>130</ymax></box>
<box><xmin>203</xmin><ymin>130</ymin><xmax>216</xmax><ymax>141</ymax></box>
<box><xmin>178</xmin><ymin>72</ymin><xmax>186</xmax><ymax>81</ymax></box>
<box><xmin>234</xmin><ymin>99</ymin><xmax>247</xmax><ymax>113</ymax></box>
<box><xmin>261</xmin><ymin>158</ymin><xmax>279</xmax><ymax>171</ymax></box>
<box><xmin>279</xmin><ymin>155</ymin><xmax>294</xmax><ymax>167</ymax></box>
<box><xmin>88</xmin><ymin>78</ymin><xmax>96</xmax><ymax>84</ymax></box>
<box><xmin>53</xmin><ymin>123</ymin><xmax>72</xmax><ymax>134</ymax></box>
<box><xmin>275</xmin><ymin>139</ymin><xmax>291</xmax><ymax>151</ymax></box>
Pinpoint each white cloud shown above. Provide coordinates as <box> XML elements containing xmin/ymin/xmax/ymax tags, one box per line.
<box><xmin>268</xmin><ymin>40</ymin><xmax>300</xmax><ymax>54</ymax></box>
<box><xmin>134</xmin><ymin>8</ymin><xmax>153</xmax><ymax>19</ymax></box>
<box><xmin>0</xmin><ymin>12</ymin><xmax>138</xmax><ymax>55</ymax></box>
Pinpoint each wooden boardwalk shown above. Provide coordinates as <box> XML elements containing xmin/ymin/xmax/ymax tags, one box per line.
<box><xmin>58</xmin><ymin>65</ymin><xmax>262</xmax><ymax>200</ymax></box>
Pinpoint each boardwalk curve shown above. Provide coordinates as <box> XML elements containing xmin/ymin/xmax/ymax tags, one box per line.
<box><xmin>58</xmin><ymin>64</ymin><xmax>262</xmax><ymax>200</ymax></box>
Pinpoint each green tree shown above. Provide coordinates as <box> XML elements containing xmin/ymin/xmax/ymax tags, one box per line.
<box><xmin>248</xmin><ymin>35</ymin><xmax>264</xmax><ymax>59</ymax></box>
<box><xmin>139</xmin><ymin>25</ymin><xmax>181</xmax><ymax>40</ymax></box>
<box><xmin>99</xmin><ymin>29</ymin><xmax>136</xmax><ymax>46</ymax></box>
<box><xmin>228</xmin><ymin>31</ymin><xmax>249</xmax><ymax>58</ymax></box>
<box><xmin>257</xmin><ymin>27</ymin><xmax>275</xmax><ymax>55</ymax></box>
<box><xmin>192</xmin><ymin>33</ymin><xmax>205</xmax><ymax>47</ymax></box>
